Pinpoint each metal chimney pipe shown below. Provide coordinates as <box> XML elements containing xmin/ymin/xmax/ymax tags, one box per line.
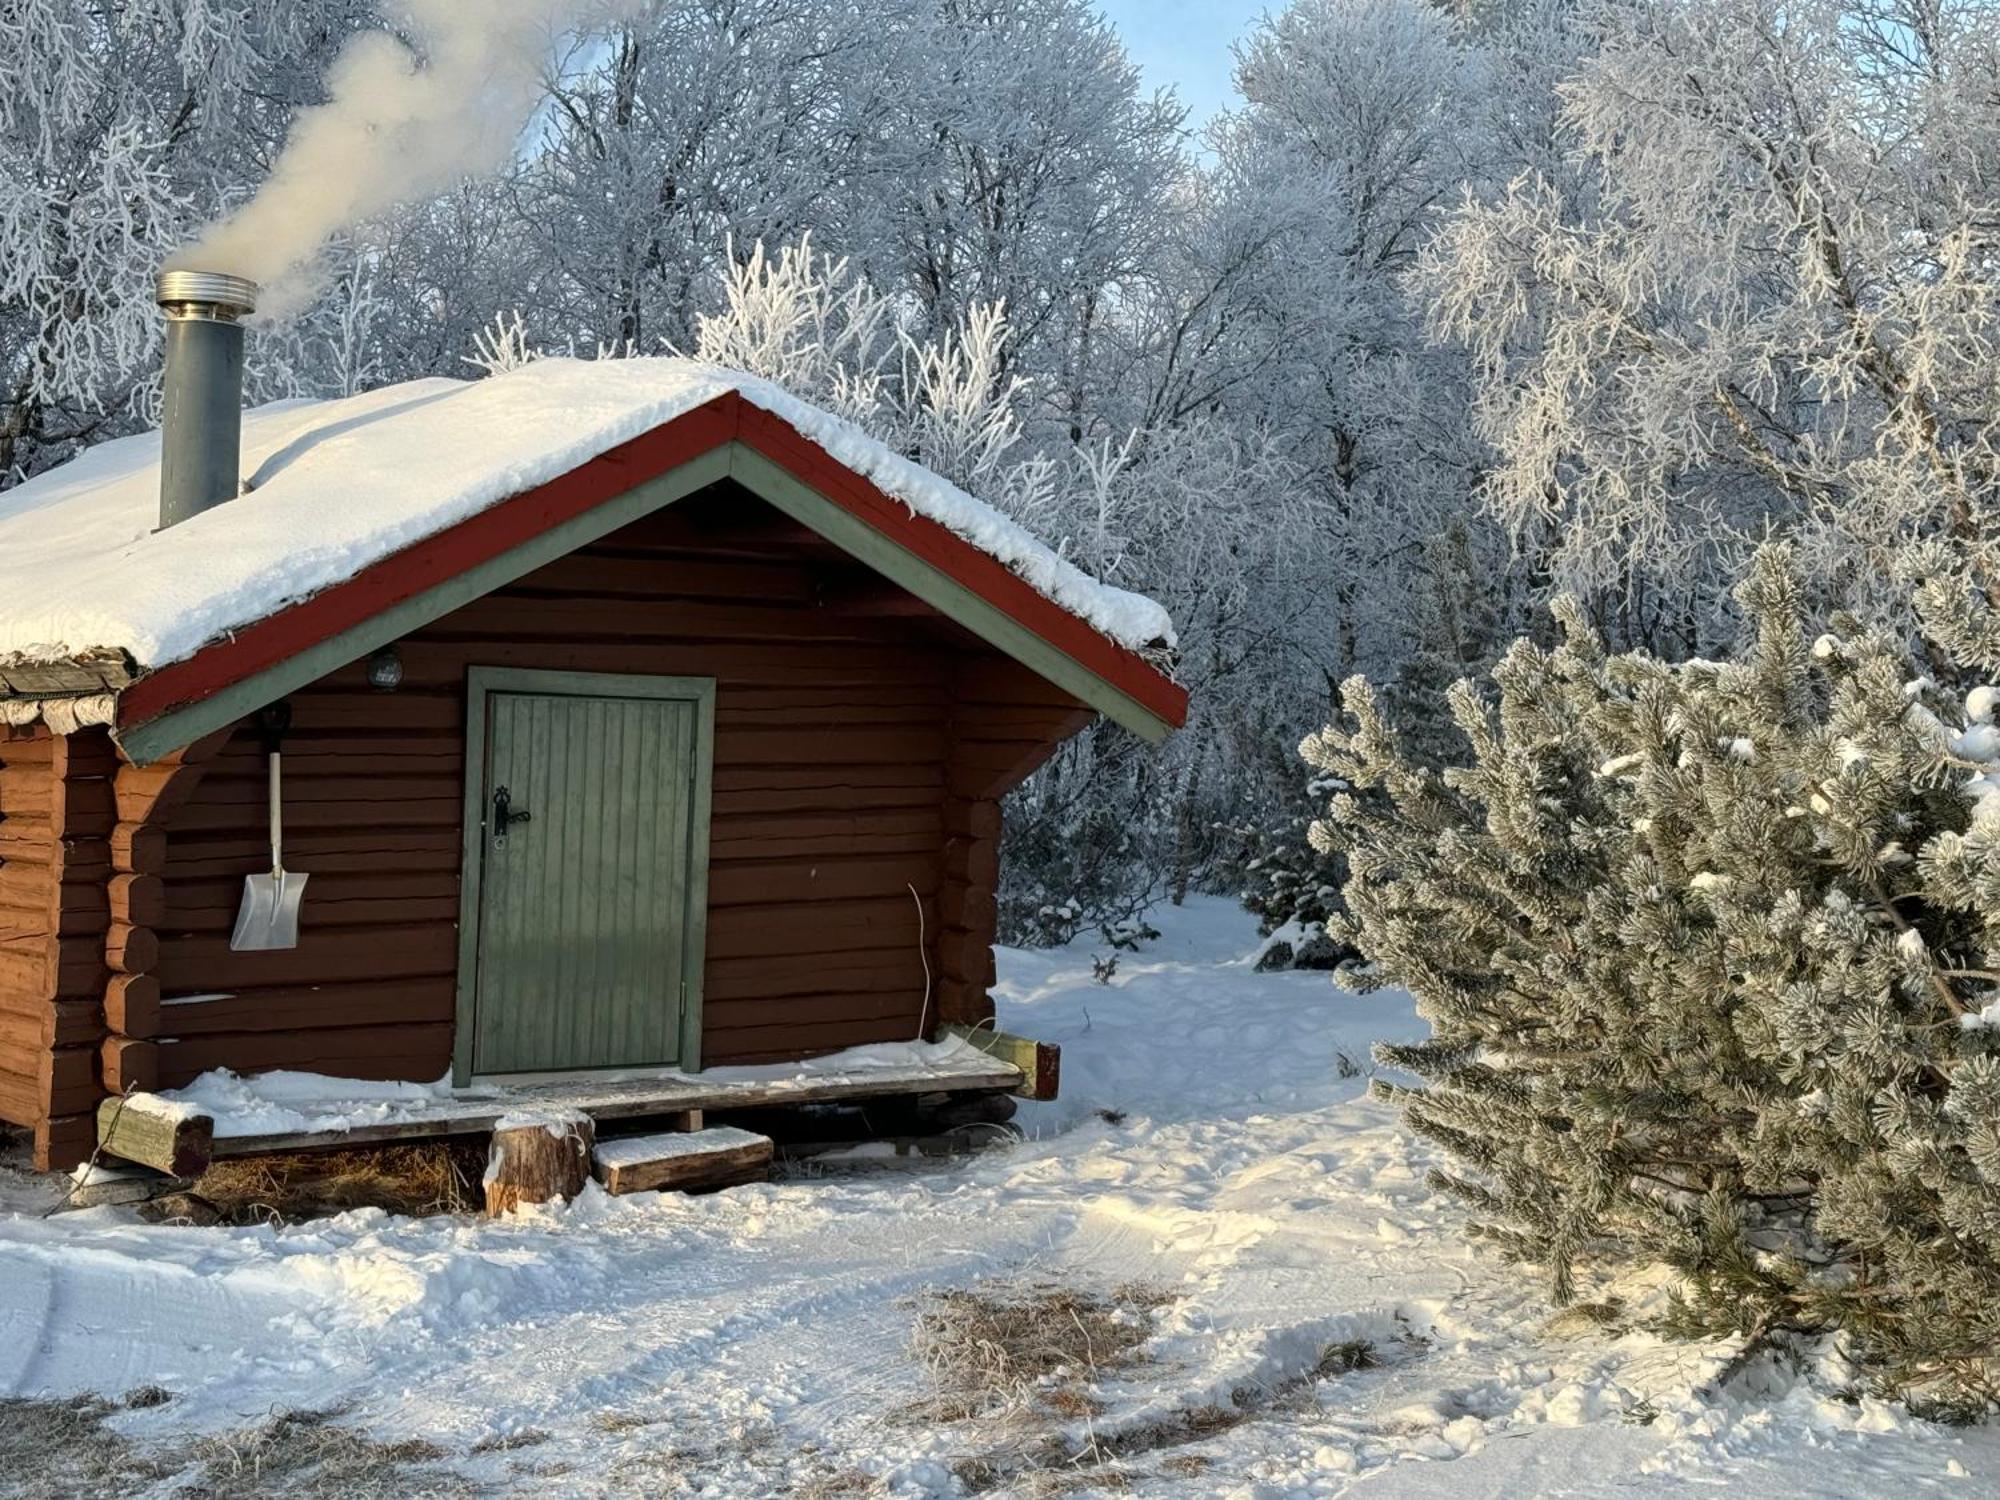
<box><xmin>155</xmin><ymin>270</ymin><xmax>258</xmax><ymax>530</ymax></box>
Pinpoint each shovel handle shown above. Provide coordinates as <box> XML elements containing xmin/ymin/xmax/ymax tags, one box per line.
<box><xmin>268</xmin><ymin>750</ymin><xmax>285</xmax><ymax>876</ymax></box>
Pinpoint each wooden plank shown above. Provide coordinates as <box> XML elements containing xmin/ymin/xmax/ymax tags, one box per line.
<box><xmin>711</xmin><ymin>782</ymin><xmax>943</xmax><ymax>819</ymax></box>
<box><xmin>943</xmin><ymin>835</ymin><xmax>1000</xmax><ymax>888</ymax></box>
<box><xmin>0</xmin><ymin>1017</ymin><xmax>47</xmax><ymax>1061</ymax></box>
<box><xmin>147</xmin><ymin>979</ymin><xmax>453</xmax><ymax>1036</ymax></box>
<box><xmin>707</xmin><ymin>897</ymin><xmax>928</xmax><ymax>955</ymax></box>
<box><xmin>0</xmin><ymin>858</ymin><xmax>54</xmax><ymax>904</ymax></box>
<box><xmin>163</xmin><ymin>894</ymin><xmax>461</xmax><ymax>933</ymax></box>
<box><xmin>704</xmin><ymin>949</ymin><xmax>925</xmax><ymax>1002</ymax></box>
<box><xmin>712</xmin><ymin>726</ymin><xmax>945</xmax><ymax>767</ymax></box>
<box><xmin>706</xmin><ymin>822</ymin><xmax>939</xmax><ymax>863</ymax></box>
<box><xmin>705</xmin><ymin>856</ymin><xmax>938</xmax><ymax>908</ymax></box>
<box><xmin>711</xmin><ymin>763</ymin><xmax>943</xmax><ymax>793</ymax></box>
<box><xmin>592</xmin><ymin>1126</ymin><xmax>773</xmax><ymax>1195</ymax></box>
<box><xmin>149</xmin><ymin>1022</ymin><xmax>456</xmax><ymax>1081</ymax></box>
<box><xmin>156</xmin><ymin>926</ymin><xmax>458</xmax><ymax>988</ymax></box>
<box><xmin>944</xmin><ymin>798</ymin><xmax>1002</xmax><ymax>839</ymax></box>
<box><xmin>514</xmin><ymin>552</ymin><xmax>809</xmax><ymax>602</ymax></box>
<box><xmin>169</xmin><ymin>795</ymin><xmax>463</xmax><ymax>835</ymax></box>
<box><xmin>705</xmin><ymin>1020</ymin><xmax>939</xmax><ymax>1065</ymax></box>
<box><xmin>438</xmin><ymin>596</ymin><xmax>891</xmax><ymax>645</ymax></box>
<box><xmin>137</xmin><ymin>1054</ymin><xmax>1023</xmax><ymax>1159</ymax></box>
<box><xmin>0</xmin><ymin>934</ymin><xmax>101</xmax><ymax>995</ymax></box>
<box><xmin>390</xmin><ymin>640</ymin><xmax>947</xmax><ymax>693</ymax></box>
<box><xmin>179</xmin><ymin>772</ymin><xmax>461</xmax><ymax>808</ymax></box>
<box><xmin>941</xmin><ymin>1023</ymin><xmax>1061</xmax><ymax>1101</ymax></box>
<box><xmin>703</xmin><ymin>992</ymin><xmax>928</xmax><ymax>1038</ymax></box>
<box><xmin>164</xmin><ymin>826</ymin><xmax>461</xmax><ymax>879</ymax></box>
<box><xmin>939</xmin><ymin>883</ymin><xmax>996</xmax><ymax>933</ymax></box>
<box><xmin>96</xmin><ymin>1092</ymin><xmax>216</xmax><ymax>1176</ymax></box>
<box><xmin>46</xmin><ymin>997</ymin><xmax>106</xmax><ymax>1049</ymax></box>
<box><xmin>0</xmin><ymin>942</ymin><xmax>47</xmax><ymax>995</ymax></box>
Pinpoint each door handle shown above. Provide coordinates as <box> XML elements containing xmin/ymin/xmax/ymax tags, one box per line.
<box><xmin>492</xmin><ymin>785</ymin><xmax>533</xmax><ymax>847</ymax></box>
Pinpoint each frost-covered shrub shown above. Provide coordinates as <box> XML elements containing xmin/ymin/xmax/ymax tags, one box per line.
<box><xmin>1233</xmin><ymin>772</ymin><xmax>1359</xmax><ymax>971</ymax></box>
<box><xmin>1236</xmin><ymin>780</ymin><xmax>1342</xmax><ymax>938</ymax></box>
<box><xmin>996</xmin><ymin>776</ymin><xmax>1156</xmax><ymax>949</ymax></box>
<box><xmin>1308</xmin><ymin>546</ymin><xmax>2000</xmax><ymax>1405</ymax></box>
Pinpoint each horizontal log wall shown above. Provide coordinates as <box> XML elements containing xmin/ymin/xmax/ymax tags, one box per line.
<box><xmin>0</xmin><ymin>727</ymin><xmax>55</xmax><ymax>1143</ymax></box>
<box><xmin>0</xmin><ymin>726</ymin><xmax>119</xmax><ymax>1167</ymax></box>
<box><xmin>131</xmin><ymin>489</ymin><xmax>1084</xmax><ymax>1090</ymax></box>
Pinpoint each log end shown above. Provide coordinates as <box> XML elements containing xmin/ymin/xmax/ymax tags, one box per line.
<box><xmin>484</xmin><ymin>1109</ymin><xmax>595</xmax><ymax>1216</ymax></box>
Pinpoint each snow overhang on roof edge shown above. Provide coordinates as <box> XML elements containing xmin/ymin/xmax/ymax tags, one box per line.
<box><xmin>0</xmin><ymin>691</ymin><xmax>120</xmax><ymax>734</ymax></box>
<box><xmin>0</xmin><ymin>359</ymin><xmax>1178</xmax><ymax>673</ymax></box>
<box><xmin>0</xmin><ymin>647</ymin><xmax>135</xmax><ymax>732</ymax></box>
<box><xmin>0</xmin><ymin>368</ymin><xmax>1186</xmax><ymax>758</ymax></box>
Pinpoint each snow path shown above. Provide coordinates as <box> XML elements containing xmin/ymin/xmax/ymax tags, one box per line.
<box><xmin>0</xmin><ymin>897</ymin><xmax>1993</xmax><ymax>1496</ymax></box>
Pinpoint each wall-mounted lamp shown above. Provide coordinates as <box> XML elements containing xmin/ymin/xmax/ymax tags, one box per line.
<box><xmin>366</xmin><ymin>645</ymin><xmax>404</xmax><ymax>692</ymax></box>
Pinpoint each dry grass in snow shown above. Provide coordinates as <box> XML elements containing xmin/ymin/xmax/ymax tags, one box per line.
<box><xmin>0</xmin><ymin>1394</ymin><xmax>469</xmax><ymax>1499</ymax></box>
<box><xmin>146</xmin><ymin>1143</ymin><xmax>486</xmax><ymax>1226</ymax></box>
<box><xmin>911</xmin><ymin>1280</ymin><xmax>1174</xmax><ymax>1425</ymax></box>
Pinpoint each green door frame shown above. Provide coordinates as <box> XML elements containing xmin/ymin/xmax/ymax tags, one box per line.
<box><xmin>453</xmin><ymin>666</ymin><xmax>716</xmax><ymax>1085</ymax></box>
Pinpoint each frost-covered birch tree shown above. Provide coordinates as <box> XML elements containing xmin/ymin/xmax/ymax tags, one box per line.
<box><xmin>1421</xmin><ymin>0</ymin><xmax>2000</xmax><ymax>653</ymax></box>
<box><xmin>520</xmin><ymin>0</ymin><xmax>882</xmax><ymax>356</ymax></box>
<box><xmin>0</xmin><ymin>1</ymin><xmax>371</xmax><ymax>479</ymax></box>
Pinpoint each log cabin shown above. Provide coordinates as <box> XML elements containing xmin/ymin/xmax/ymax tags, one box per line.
<box><xmin>0</xmin><ymin>273</ymin><xmax>1183</xmax><ymax>1172</ymax></box>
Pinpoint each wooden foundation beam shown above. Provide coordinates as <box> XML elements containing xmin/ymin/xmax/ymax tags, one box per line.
<box><xmin>941</xmin><ymin>1023</ymin><xmax>1060</xmax><ymax>1101</ymax></box>
<box><xmin>95</xmin><ymin>1092</ymin><xmax>216</xmax><ymax>1177</ymax></box>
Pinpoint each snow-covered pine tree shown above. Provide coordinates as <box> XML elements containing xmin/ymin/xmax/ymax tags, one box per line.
<box><xmin>1309</xmin><ymin>545</ymin><xmax>2000</xmax><ymax>1405</ymax></box>
<box><xmin>1232</xmin><ymin>771</ymin><xmax>1352</xmax><ymax>971</ymax></box>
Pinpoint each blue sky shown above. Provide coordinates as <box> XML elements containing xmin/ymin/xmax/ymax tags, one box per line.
<box><xmin>1097</xmin><ymin>1</ymin><xmax>1271</xmax><ymax>130</ymax></box>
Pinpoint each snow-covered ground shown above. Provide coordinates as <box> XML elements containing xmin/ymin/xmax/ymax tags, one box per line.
<box><xmin>0</xmin><ymin>897</ymin><xmax>1993</xmax><ymax>1496</ymax></box>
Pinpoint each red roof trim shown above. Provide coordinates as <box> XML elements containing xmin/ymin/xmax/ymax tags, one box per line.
<box><xmin>116</xmin><ymin>390</ymin><xmax>1187</xmax><ymax>734</ymax></box>
<box><xmin>734</xmin><ymin>404</ymin><xmax>1186</xmax><ymax>726</ymax></box>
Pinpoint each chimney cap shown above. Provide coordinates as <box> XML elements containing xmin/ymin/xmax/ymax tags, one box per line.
<box><xmin>155</xmin><ymin>270</ymin><xmax>258</xmax><ymax>317</ymax></box>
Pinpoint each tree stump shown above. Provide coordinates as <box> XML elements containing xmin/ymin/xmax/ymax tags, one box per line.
<box><xmin>484</xmin><ymin>1109</ymin><xmax>595</xmax><ymax>1215</ymax></box>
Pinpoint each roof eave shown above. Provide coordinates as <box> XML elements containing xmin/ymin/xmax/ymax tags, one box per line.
<box><xmin>105</xmin><ymin>393</ymin><xmax>1187</xmax><ymax>765</ymax></box>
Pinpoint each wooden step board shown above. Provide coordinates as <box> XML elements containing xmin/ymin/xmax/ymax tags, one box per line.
<box><xmin>95</xmin><ymin>1050</ymin><xmax>1023</xmax><ymax>1175</ymax></box>
<box><xmin>592</xmin><ymin>1126</ymin><xmax>774</xmax><ymax>1195</ymax></box>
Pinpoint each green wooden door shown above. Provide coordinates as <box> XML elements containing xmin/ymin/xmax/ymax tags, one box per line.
<box><xmin>461</xmin><ymin>672</ymin><xmax>714</xmax><ymax>1079</ymax></box>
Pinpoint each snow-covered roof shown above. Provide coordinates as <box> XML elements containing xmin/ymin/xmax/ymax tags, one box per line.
<box><xmin>0</xmin><ymin>358</ymin><xmax>1175</xmax><ymax>677</ymax></box>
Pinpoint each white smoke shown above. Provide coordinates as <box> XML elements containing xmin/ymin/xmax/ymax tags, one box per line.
<box><xmin>170</xmin><ymin>0</ymin><xmax>627</xmax><ymax>318</ymax></box>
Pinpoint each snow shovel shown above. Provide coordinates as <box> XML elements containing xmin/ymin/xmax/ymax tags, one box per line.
<box><xmin>230</xmin><ymin>702</ymin><xmax>308</xmax><ymax>951</ymax></box>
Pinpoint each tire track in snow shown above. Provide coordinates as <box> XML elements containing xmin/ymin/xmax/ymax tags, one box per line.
<box><xmin>0</xmin><ymin>1254</ymin><xmax>57</xmax><ymax>1395</ymax></box>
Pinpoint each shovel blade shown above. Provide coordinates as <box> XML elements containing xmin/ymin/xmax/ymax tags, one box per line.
<box><xmin>230</xmin><ymin>870</ymin><xmax>310</xmax><ymax>952</ymax></box>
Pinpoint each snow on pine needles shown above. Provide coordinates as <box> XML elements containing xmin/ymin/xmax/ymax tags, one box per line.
<box><xmin>0</xmin><ymin>898</ymin><xmax>1994</xmax><ymax>1497</ymax></box>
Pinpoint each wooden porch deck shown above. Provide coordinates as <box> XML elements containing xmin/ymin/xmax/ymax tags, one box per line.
<box><xmin>95</xmin><ymin>1047</ymin><xmax>1027</xmax><ymax>1178</ymax></box>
